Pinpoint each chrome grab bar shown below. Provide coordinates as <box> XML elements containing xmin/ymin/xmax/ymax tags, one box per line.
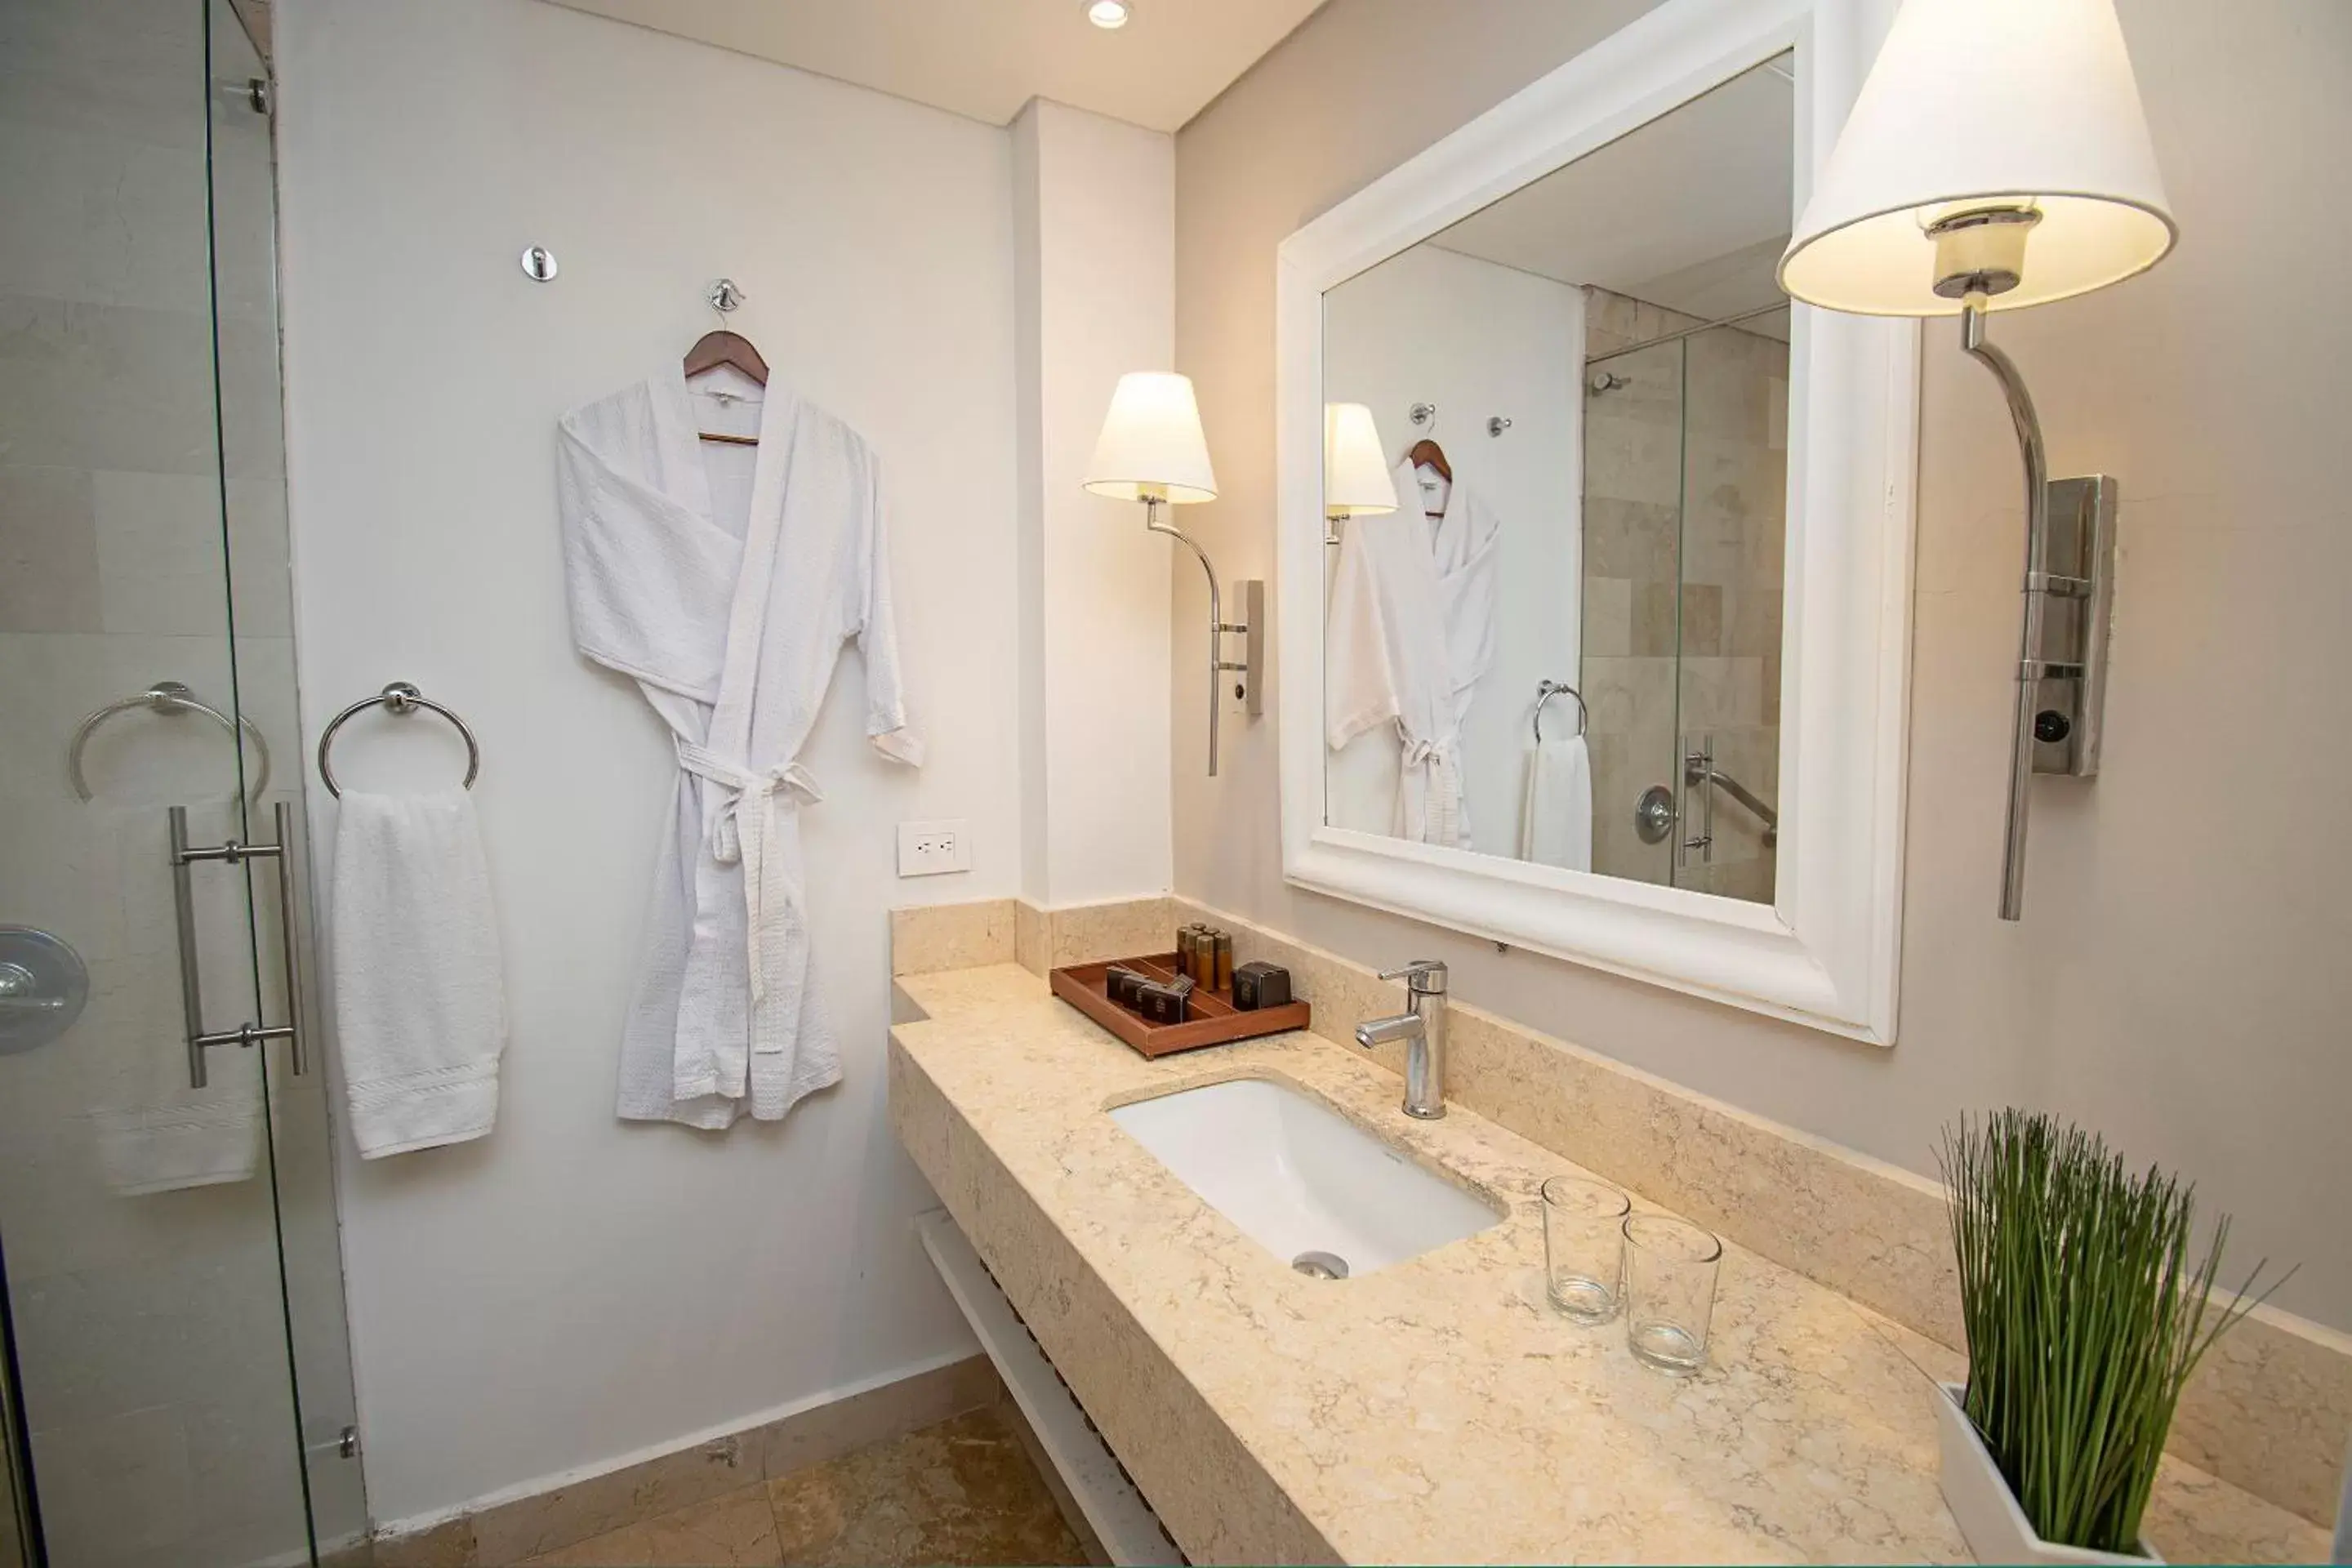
<box><xmin>168</xmin><ymin>800</ymin><xmax>305</xmax><ymax>1088</ymax></box>
<box><xmin>1683</xmin><ymin>751</ymin><xmax>1779</xmax><ymax>849</ymax></box>
<box><xmin>69</xmin><ymin>680</ymin><xmax>270</xmax><ymax>801</ymax></box>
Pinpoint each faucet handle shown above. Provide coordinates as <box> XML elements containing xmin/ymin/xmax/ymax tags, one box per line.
<box><xmin>1378</xmin><ymin>960</ymin><xmax>1448</xmax><ymax>994</ymax></box>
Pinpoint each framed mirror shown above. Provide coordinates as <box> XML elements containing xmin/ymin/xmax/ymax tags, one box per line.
<box><xmin>1276</xmin><ymin>0</ymin><xmax>1918</xmax><ymax>1042</ymax></box>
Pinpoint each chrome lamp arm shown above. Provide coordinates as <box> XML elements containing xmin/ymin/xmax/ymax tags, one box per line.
<box><xmin>1961</xmin><ymin>300</ymin><xmax>2051</xmax><ymax>923</ymax></box>
<box><xmin>1145</xmin><ymin>497</ymin><xmax>1250</xmax><ymax>777</ymax></box>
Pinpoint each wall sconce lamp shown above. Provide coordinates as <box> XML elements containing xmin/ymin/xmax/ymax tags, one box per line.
<box><xmin>1085</xmin><ymin>372</ymin><xmax>1260</xmax><ymax>777</ymax></box>
<box><xmin>1322</xmin><ymin>402</ymin><xmax>1399</xmax><ymax>546</ymax></box>
<box><xmin>1778</xmin><ymin>0</ymin><xmax>2174</xmax><ymax>920</ymax></box>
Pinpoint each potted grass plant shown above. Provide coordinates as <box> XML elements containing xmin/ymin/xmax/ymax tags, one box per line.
<box><xmin>1935</xmin><ymin>1111</ymin><xmax>2283</xmax><ymax>1564</ymax></box>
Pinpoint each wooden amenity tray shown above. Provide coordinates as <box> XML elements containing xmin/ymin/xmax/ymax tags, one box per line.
<box><xmin>1048</xmin><ymin>953</ymin><xmax>1312</xmax><ymax>1059</ymax></box>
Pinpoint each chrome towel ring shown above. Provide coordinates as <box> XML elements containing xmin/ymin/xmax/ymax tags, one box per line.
<box><xmin>316</xmin><ymin>682</ymin><xmax>481</xmax><ymax>799</ymax></box>
<box><xmin>1532</xmin><ymin>679</ymin><xmax>1587</xmax><ymax>744</ymax></box>
<box><xmin>69</xmin><ymin>680</ymin><xmax>271</xmax><ymax>801</ymax></box>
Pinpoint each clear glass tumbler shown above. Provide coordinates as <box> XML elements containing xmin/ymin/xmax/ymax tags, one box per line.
<box><xmin>1622</xmin><ymin>1214</ymin><xmax>1722</xmax><ymax>1374</ymax></box>
<box><xmin>1540</xmin><ymin>1175</ymin><xmax>1630</xmax><ymax>1323</ymax></box>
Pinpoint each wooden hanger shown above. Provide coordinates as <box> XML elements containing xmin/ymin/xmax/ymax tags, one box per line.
<box><xmin>1405</xmin><ymin>438</ymin><xmax>1452</xmax><ymax>515</ymax></box>
<box><xmin>684</xmin><ymin>329</ymin><xmax>768</xmax><ymax>446</ymax></box>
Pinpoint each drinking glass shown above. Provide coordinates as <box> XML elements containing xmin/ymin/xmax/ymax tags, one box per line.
<box><xmin>1622</xmin><ymin>1214</ymin><xmax>1722</xmax><ymax>1374</ymax></box>
<box><xmin>1540</xmin><ymin>1175</ymin><xmax>1629</xmax><ymax>1323</ymax></box>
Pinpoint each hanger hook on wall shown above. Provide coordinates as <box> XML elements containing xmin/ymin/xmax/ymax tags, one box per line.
<box><xmin>707</xmin><ymin>277</ymin><xmax>748</xmax><ymax>317</ymax></box>
<box><xmin>1409</xmin><ymin>401</ymin><xmax>1437</xmax><ymax>431</ymax></box>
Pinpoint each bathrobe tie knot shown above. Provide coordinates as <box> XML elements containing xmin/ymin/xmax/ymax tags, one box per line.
<box><xmin>1398</xmin><ymin>733</ymin><xmax>1465</xmax><ymax>848</ymax></box>
<box><xmin>675</xmin><ymin>740</ymin><xmax>824</xmax><ymax>1012</ymax></box>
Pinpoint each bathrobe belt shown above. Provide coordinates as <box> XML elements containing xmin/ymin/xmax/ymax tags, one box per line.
<box><xmin>1400</xmin><ymin>733</ymin><xmax>1463</xmax><ymax>847</ymax></box>
<box><xmin>675</xmin><ymin>740</ymin><xmax>824</xmax><ymax>1013</ymax></box>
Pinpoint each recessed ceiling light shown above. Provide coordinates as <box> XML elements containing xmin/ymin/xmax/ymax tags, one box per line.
<box><xmin>1085</xmin><ymin>0</ymin><xmax>1132</xmax><ymax>29</ymax></box>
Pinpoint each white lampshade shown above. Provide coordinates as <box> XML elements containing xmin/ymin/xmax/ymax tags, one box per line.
<box><xmin>1777</xmin><ymin>0</ymin><xmax>2174</xmax><ymax>317</ymax></box>
<box><xmin>1083</xmin><ymin>372</ymin><xmax>1218</xmax><ymax>504</ymax></box>
<box><xmin>1323</xmin><ymin>403</ymin><xmax>1398</xmax><ymax>516</ymax></box>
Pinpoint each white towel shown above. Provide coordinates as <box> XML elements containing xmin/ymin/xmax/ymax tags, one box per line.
<box><xmin>87</xmin><ymin>800</ymin><xmax>270</xmax><ymax>1196</ymax></box>
<box><xmin>1517</xmin><ymin>735</ymin><xmax>1593</xmax><ymax>872</ymax></box>
<box><xmin>331</xmin><ymin>791</ymin><xmax>506</xmax><ymax>1158</ymax></box>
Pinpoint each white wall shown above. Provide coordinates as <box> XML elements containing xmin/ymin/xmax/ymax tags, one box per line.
<box><xmin>276</xmin><ymin>0</ymin><xmax>1021</xmax><ymax>1523</ymax></box>
<box><xmin>1013</xmin><ymin>100</ymin><xmax>1175</xmax><ymax>906</ymax></box>
<box><xmin>1321</xmin><ymin>243</ymin><xmax>1582</xmax><ymax>858</ymax></box>
<box><xmin>1174</xmin><ymin>0</ymin><xmax>2352</xmax><ymax>1332</ymax></box>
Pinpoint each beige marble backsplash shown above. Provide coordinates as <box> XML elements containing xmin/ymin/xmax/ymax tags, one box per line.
<box><xmin>888</xmin><ymin>893</ymin><xmax>2352</xmax><ymax>1528</ymax></box>
<box><xmin>892</xmin><ymin>896</ymin><xmax>1178</xmax><ymax>979</ymax></box>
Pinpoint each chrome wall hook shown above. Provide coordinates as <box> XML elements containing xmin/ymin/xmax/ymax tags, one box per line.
<box><xmin>1409</xmin><ymin>402</ymin><xmax>1437</xmax><ymax>430</ymax></box>
<box><xmin>519</xmin><ymin>246</ymin><xmax>559</xmax><ymax>283</ymax></box>
<box><xmin>707</xmin><ymin>278</ymin><xmax>748</xmax><ymax>314</ymax></box>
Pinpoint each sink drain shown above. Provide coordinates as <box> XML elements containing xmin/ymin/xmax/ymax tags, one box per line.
<box><xmin>1291</xmin><ymin>1250</ymin><xmax>1349</xmax><ymax>1280</ymax></box>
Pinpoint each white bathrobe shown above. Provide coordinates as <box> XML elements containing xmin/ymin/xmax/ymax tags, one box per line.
<box><xmin>557</xmin><ymin>370</ymin><xmax>920</xmax><ymax>1128</ymax></box>
<box><xmin>1325</xmin><ymin>460</ymin><xmax>1500</xmax><ymax>848</ymax></box>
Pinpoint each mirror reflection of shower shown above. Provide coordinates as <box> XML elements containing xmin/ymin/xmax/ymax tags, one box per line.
<box><xmin>1317</xmin><ymin>50</ymin><xmax>1794</xmax><ymax>904</ymax></box>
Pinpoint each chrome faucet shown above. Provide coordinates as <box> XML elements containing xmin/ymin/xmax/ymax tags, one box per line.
<box><xmin>1355</xmin><ymin>960</ymin><xmax>1449</xmax><ymax>1120</ymax></box>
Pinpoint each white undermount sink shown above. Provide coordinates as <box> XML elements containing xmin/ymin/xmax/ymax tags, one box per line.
<box><xmin>1108</xmin><ymin>1077</ymin><xmax>1503</xmax><ymax>1278</ymax></box>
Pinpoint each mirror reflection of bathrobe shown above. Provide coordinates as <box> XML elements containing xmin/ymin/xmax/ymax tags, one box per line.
<box><xmin>1326</xmin><ymin>460</ymin><xmax>1499</xmax><ymax>848</ymax></box>
<box><xmin>557</xmin><ymin>371</ymin><xmax>920</xmax><ymax>1128</ymax></box>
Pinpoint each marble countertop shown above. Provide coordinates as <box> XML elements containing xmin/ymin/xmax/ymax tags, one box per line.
<box><xmin>887</xmin><ymin>964</ymin><xmax>2323</xmax><ymax>1566</ymax></box>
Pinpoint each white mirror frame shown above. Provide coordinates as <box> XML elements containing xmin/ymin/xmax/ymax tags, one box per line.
<box><xmin>1276</xmin><ymin>0</ymin><xmax>1917</xmax><ymax>1044</ymax></box>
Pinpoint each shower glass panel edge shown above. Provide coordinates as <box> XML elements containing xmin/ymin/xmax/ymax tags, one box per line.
<box><xmin>203</xmin><ymin>0</ymin><xmax>372</xmax><ymax>1558</ymax></box>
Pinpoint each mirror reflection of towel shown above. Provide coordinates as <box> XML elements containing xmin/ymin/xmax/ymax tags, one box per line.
<box><xmin>1517</xmin><ymin>736</ymin><xmax>1592</xmax><ymax>872</ymax></box>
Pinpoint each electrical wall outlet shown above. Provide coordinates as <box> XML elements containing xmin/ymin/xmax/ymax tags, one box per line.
<box><xmin>896</xmin><ymin>818</ymin><xmax>971</xmax><ymax>878</ymax></box>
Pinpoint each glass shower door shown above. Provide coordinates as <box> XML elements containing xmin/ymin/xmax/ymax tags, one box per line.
<box><xmin>0</xmin><ymin>1</ymin><xmax>362</xmax><ymax>1562</ymax></box>
<box><xmin>205</xmin><ymin>0</ymin><xmax>369</xmax><ymax>1554</ymax></box>
<box><xmin>1579</xmin><ymin>303</ymin><xmax>1788</xmax><ymax>903</ymax></box>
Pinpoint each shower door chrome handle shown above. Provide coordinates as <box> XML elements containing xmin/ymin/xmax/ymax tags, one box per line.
<box><xmin>1680</xmin><ymin>737</ymin><xmax>1716</xmax><ymax>866</ymax></box>
<box><xmin>168</xmin><ymin>802</ymin><xmax>303</xmax><ymax>1089</ymax></box>
<box><xmin>269</xmin><ymin>801</ymin><xmax>308</xmax><ymax>1078</ymax></box>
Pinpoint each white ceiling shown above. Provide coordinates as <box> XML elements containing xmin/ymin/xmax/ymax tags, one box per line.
<box><xmin>1436</xmin><ymin>56</ymin><xmax>1794</xmax><ymax>326</ymax></box>
<box><xmin>538</xmin><ymin>0</ymin><xmax>1325</xmax><ymax>131</ymax></box>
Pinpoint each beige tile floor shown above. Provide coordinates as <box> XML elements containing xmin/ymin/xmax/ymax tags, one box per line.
<box><xmin>517</xmin><ymin>1405</ymin><xmax>1090</xmax><ymax>1568</ymax></box>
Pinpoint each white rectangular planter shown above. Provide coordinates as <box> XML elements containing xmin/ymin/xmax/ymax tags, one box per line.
<box><xmin>1936</xmin><ymin>1384</ymin><xmax>2162</xmax><ymax>1566</ymax></box>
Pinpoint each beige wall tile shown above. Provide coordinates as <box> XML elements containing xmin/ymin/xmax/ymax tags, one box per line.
<box><xmin>1580</xmin><ymin>574</ymin><xmax>1631</xmax><ymax>657</ymax></box>
<box><xmin>1727</xmin><ymin>586</ymin><xmax>1782</xmax><ymax>658</ymax></box>
<box><xmin>1629</xmin><ymin>580</ymin><xmax>1677</xmax><ymax>657</ymax></box>
<box><xmin>1582</xmin><ymin>497</ymin><xmax>1677</xmax><ymax>579</ymax></box>
<box><xmin>0</xmin><ymin>466</ymin><xmax>100</xmax><ymax>631</ymax></box>
<box><xmin>889</xmin><ymin>900</ymin><xmax>1016</xmax><ymax>977</ymax></box>
<box><xmin>1679</xmin><ymin>581</ymin><xmax>1722</xmax><ymax>656</ymax></box>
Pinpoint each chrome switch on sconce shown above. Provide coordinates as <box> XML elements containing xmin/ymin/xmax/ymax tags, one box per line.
<box><xmin>1779</xmin><ymin>0</ymin><xmax>2172</xmax><ymax>920</ymax></box>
